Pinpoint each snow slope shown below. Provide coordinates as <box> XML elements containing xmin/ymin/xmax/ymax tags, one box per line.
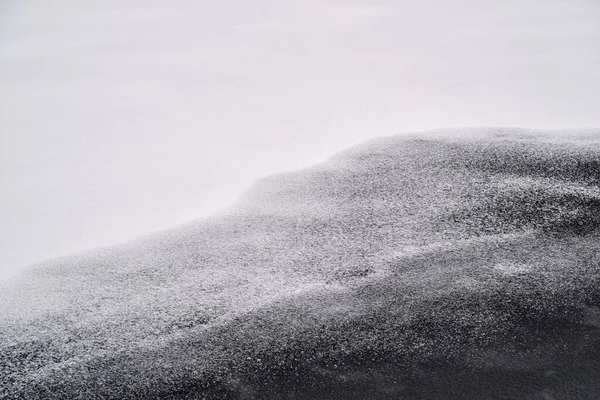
<box><xmin>1</xmin><ymin>127</ymin><xmax>600</xmax><ymax>399</ymax></box>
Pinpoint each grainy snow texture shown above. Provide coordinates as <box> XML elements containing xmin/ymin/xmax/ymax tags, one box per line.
<box><xmin>1</xmin><ymin>128</ymin><xmax>600</xmax><ymax>399</ymax></box>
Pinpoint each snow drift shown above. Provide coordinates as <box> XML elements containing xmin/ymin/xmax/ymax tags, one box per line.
<box><xmin>1</xmin><ymin>128</ymin><xmax>600</xmax><ymax>399</ymax></box>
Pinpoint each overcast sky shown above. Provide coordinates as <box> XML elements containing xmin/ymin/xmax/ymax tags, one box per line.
<box><xmin>1</xmin><ymin>0</ymin><xmax>599</xmax><ymax>279</ymax></box>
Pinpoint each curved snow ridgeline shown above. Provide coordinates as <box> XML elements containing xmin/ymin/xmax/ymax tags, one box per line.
<box><xmin>1</xmin><ymin>128</ymin><xmax>600</xmax><ymax>399</ymax></box>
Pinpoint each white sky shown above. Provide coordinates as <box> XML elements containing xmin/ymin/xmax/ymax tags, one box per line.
<box><xmin>1</xmin><ymin>0</ymin><xmax>599</xmax><ymax>279</ymax></box>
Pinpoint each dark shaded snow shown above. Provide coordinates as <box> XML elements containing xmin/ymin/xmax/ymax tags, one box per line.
<box><xmin>1</xmin><ymin>127</ymin><xmax>600</xmax><ymax>399</ymax></box>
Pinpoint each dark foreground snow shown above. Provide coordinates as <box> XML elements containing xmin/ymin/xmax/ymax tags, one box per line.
<box><xmin>1</xmin><ymin>128</ymin><xmax>600</xmax><ymax>399</ymax></box>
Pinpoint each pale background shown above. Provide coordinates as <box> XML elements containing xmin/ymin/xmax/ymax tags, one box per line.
<box><xmin>1</xmin><ymin>0</ymin><xmax>599</xmax><ymax>279</ymax></box>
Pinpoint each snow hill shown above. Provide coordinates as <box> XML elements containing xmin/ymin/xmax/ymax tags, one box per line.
<box><xmin>1</xmin><ymin>127</ymin><xmax>600</xmax><ymax>399</ymax></box>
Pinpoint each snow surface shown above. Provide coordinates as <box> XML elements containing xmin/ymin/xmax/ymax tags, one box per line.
<box><xmin>1</xmin><ymin>128</ymin><xmax>600</xmax><ymax>399</ymax></box>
